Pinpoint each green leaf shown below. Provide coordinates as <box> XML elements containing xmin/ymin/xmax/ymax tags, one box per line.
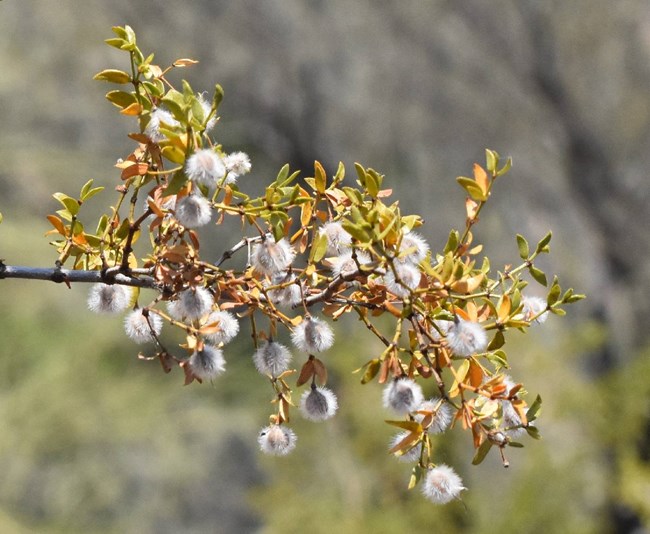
<box><xmin>526</xmin><ymin>394</ymin><xmax>542</xmax><ymax>421</ymax></box>
<box><xmin>529</xmin><ymin>265</ymin><xmax>547</xmax><ymax>286</ymax></box>
<box><xmin>354</xmin><ymin>163</ymin><xmax>367</xmax><ymax>188</ymax></box>
<box><xmin>104</xmin><ymin>37</ymin><xmax>126</xmax><ymax>50</ymax></box>
<box><xmin>163</xmin><ymin>170</ymin><xmax>188</xmax><ymax>196</ymax></box>
<box><xmin>456</xmin><ymin>177</ymin><xmax>487</xmax><ymax>201</ymax></box>
<box><xmin>487</xmin><ymin>330</ymin><xmax>505</xmax><ymax>351</ymax></box>
<box><xmin>111</xmin><ymin>26</ymin><xmax>128</xmax><ymax>39</ymax></box>
<box><xmin>310</xmin><ymin>232</ymin><xmax>329</xmax><ymax>263</ymax></box>
<box><xmin>525</xmin><ymin>425</ymin><xmax>542</xmax><ymax>440</ymax></box>
<box><xmin>52</xmin><ymin>193</ymin><xmax>79</xmax><ymax>216</ymax></box>
<box><xmin>485</xmin><ymin>149</ymin><xmax>498</xmax><ymax>174</ymax></box>
<box><xmin>212</xmin><ymin>84</ymin><xmax>224</xmax><ymax>111</ymax></box>
<box><xmin>121</xmin><ymin>25</ymin><xmax>137</xmax><ymax>51</ymax></box>
<box><xmin>516</xmin><ymin>234</ymin><xmax>529</xmax><ymax>260</ymax></box>
<box><xmin>93</xmin><ymin>69</ymin><xmax>131</xmax><ymax>84</ymax></box>
<box><xmin>496</xmin><ymin>156</ymin><xmax>512</xmax><ymax>177</ymax></box>
<box><xmin>472</xmin><ymin>439</ymin><xmax>493</xmax><ymax>465</ymax></box>
<box><xmin>105</xmin><ymin>90</ymin><xmax>137</xmax><ymax>109</ymax></box>
<box><xmin>535</xmin><ymin>231</ymin><xmax>552</xmax><ymax>254</ymax></box>
<box><xmin>161</xmin><ymin>89</ymin><xmax>186</xmax><ymax>120</ymax></box>
<box><xmin>314</xmin><ymin>161</ymin><xmax>326</xmax><ymax>194</ymax></box>
<box><xmin>360</xmin><ymin>359</ymin><xmax>381</xmax><ymax>384</ymax></box>
<box><xmin>508</xmin><ymin>441</ymin><xmax>524</xmax><ymax>448</ymax></box>
<box><xmin>341</xmin><ymin>220</ymin><xmax>369</xmax><ymax>243</ymax></box>
<box><xmin>547</xmin><ymin>277</ymin><xmax>561</xmax><ymax>306</ymax></box>
<box><xmin>0</xmin><ymin>212</ymin><xmax>3</xmax><ymax>224</ymax></box>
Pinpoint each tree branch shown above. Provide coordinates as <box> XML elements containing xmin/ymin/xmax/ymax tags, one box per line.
<box><xmin>0</xmin><ymin>263</ymin><xmax>159</xmax><ymax>289</ymax></box>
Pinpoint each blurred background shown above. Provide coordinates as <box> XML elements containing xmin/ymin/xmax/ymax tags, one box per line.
<box><xmin>1</xmin><ymin>1</ymin><xmax>649</xmax><ymax>533</ymax></box>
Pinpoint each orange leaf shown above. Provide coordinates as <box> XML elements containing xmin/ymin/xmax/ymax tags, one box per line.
<box><xmin>473</xmin><ymin>163</ymin><xmax>489</xmax><ymax>195</ymax></box>
<box><xmin>120</xmin><ymin>102</ymin><xmax>143</xmax><ymax>116</ymax></box>
<box><xmin>46</xmin><ymin>215</ymin><xmax>67</xmax><ymax>236</ymax></box>
<box><xmin>120</xmin><ymin>162</ymin><xmax>149</xmax><ymax>180</ymax></box>
<box><xmin>173</xmin><ymin>58</ymin><xmax>199</xmax><ymax>67</ymax></box>
<box><xmin>469</xmin><ymin>359</ymin><xmax>483</xmax><ymax>388</ymax></box>
<box><xmin>296</xmin><ymin>359</ymin><xmax>315</xmax><ymax>387</ymax></box>
<box><xmin>312</xmin><ymin>358</ymin><xmax>328</xmax><ymax>386</ymax></box>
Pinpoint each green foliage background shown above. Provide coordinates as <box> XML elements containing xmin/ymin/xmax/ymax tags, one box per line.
<box><xmin>1</xmin><ymin>2</ymin><xmax>650</xmax><ymax>533</ymax></box>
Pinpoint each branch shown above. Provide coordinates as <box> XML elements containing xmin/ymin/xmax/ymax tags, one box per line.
<box><xmin>0</xmin><ymin>263</ymin><xmax>159</xmax><ymax>289</ymax></box>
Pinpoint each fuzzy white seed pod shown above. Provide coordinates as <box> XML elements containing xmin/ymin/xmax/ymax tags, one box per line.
<box><xmin>446</xmin><ymin>319</ymin><xmax>488</xmax><ymax>357</ymax></box>
<box><xmin>415</xmin><ymin>398</ymin><xmax>454</xmax><ymax>435</ymax></box>
<box><xmin>389</xmin><ymin>431</ymin><xmax>422</xmax><ymax>463</ymax></box>
<box><xmin>177</xmin><ymin>286</ymin><xmax>214</xmax><ymax>321</ymax></box>
<box><xmin>197</xmin><ymin>93</ymin><xmax>217</xmax><ymax>133</ymax></box>
<box><xmin>421</xmin><ymin>464</ymin><xmax>466</xmax><ymax>504</ymax></box>
<box><xmin>253</xmin><ymin>340</ymin><xmax>293</xmax><ymax>377</ymax></box>
<box><xmin>502</xmin><ymin>400</ymin><xmax>526</xmax><ymax>439</ymax></box>
<box><xmin>382</xmin><ymin>378</ymin><xmax>424</xmax><ymax>415</ymax></box>
<box><xmin>267</xmin><ymin>273</ymin><xmax>302</xmax><ymax>308</ymax></box>
<box><xmin>291</xmin><ymin>316</ymin><xmax>335</xmax><ymax>353</ymax></box>
<box><xmin>384</xmin><ymin>263</ymin><xmax>422</xmax><ymax>298</ymax></box>
<box><xmin>521</xmin><ymin>295</ymin><xmax>549</xmax><ymax>324</ymax></box>
<box><xmin>124</xmin><ymin>309</ymin><xmax>162</xmax><ymax>344</ymax></box>
<box><xmin>257</xmin><ymin>425</ymin><xmax>297</xmax><ymax>456</ymax></box>
<box><xmin>185</xmin><ymin>149</ymin><xmax>225</xmax><ymax>188</ymax></box>
<box><xmin>144</xmin><ymin>108</ymin><xmax>179</xmax><ymax>142</ymax></box>
<box><xmin>330</xmin><ymin>251</ymin><xmax>370</xmax><ymax>278</ymax></box>
<box><xmin>166</xmin><ymin>299</ymin><xmax>184</xmax><ymax>321</ymax></box>
<box><xmin>174</xmin><ymin>194</ymin><xmax>212</xmax><ymax>228</ymax></box>
<box><xmin>203</xmin><ymin>310</ymin><xmax>239</xmax><ymax>345</ymax></box>
<box><xmin>188</xmin><ymin>345</ymin><xmax>226</xmax><ymax>381</ymax></box>
<box><xmin>299</xmin><ymin>386</ymin><xmax>338</xmax><ymax>422</ymax></box>
<box><xmin>87</xmin><ymin>283</ymin><xmax>132</xmax><ymax>314</ymax></box>
<box><xmin>251</xmin><ymin>238</ymin><xmax>296</xmax><ymax>276</ymax></box>
<box><xmin>320</xmin><ymin>221</ymin><xmax>352</xmax><ymax>256</ymax></box>
<box><xmin>397</xmin><ymin>232</ymin><xmax>430</xmax><ymax>265</ymax></box>
<box><xmin>429</xmin><ymin>319</ymin><xmax>453</xmax><ymax>341</ymax></box>
<box><xmin>223</xmin><ymin>151</ymin><xmax>251</xmax><ymax>182</ymax></box>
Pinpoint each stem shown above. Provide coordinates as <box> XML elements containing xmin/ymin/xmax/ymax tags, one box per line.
<box><xmin>0</xmin><ymin>263</ymin><xmax>159</xmax><ymax>289</ymax></box>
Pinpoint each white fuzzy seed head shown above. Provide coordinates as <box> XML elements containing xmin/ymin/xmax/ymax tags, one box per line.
<box><xmin>384</xmin><ymin>263</ymin><xmax>422</xmax><ymax>298</ymax></box>
<box><xmin>521</xmin><ymin>295</ymin><xmax>549</xmax><ymax>324</ymax></box>
<box><xmin>203</xmin><ymin>310</ymin><xmax>239</xmax><ymax>345</ymax></box>
<box><xmin>178</xmin><ymin>286</ymin><xmax>214</xmax><ymax>321</ymax></box>
<box><xmin>389</xmin><ymin>431</ymin><xmax>422</xmax><ymax>463</ymax></box>
<box><xmin>185</xmin><ymin>149</ymin><xmax>225</xmax><ymax>188</ymax></box>
<box><xmin>446</xmin><ymin>319</ymin><xmax>488</xmax><ymax>357</ymax></box>
<box><xmin>124</xmin><ymin>309</ymin><xmax>162</xmax><ymax>344</ymax></box>
<box><xmin>258</xmin><ymin>425</ymin><xmax>297</xmax><ymax>456</ymax></box>
<box><xmin>291</xmin><ymin>316</ymin><xmax>335</xmax><ymax>353</ymax></box>
<box><xmin>320</xmin><ymin>221</ymin><xmax>352</xmax><ymax>256</ymax></box>
<box><xmin>223</xmin><ymin>151</ymin><xmax>251</xmax><ymax>182</ymax></box>
<box><xmin>421</xmin><ymin>464</ymin><xmax>466</xmax><ymax>504</ymax></box>
<box><xmin>397</xmin><ymin>232</ymin><xmax>430</xmax><ymax>265</ymax></box>
<box><xmin>415</xmin><ymin>398</ymin><xmax>453</xmax><ymax>435</ymax></box>
<box><xmin>300</xmin><ymin>386</ymin><xmax>338</xmax><ymax>422</ymax></box>
<box><xmin>429</xmin><ymin>319</ymin><xmax>453</xmax><ymax>341</ymax></box>
<box><xmin>144</xmin><ymin>108</ymin><xmax>179</xmax><ymax>142</ymax></box>
<box><xmin>175</xmin><ymin>194</ymin><xmax>212</xmax><ymax>228</ymax></box>
<box><xmin>382</xmin><ymin>378</ymin><xmax>424</xmax><ymax>415</ymax></box>
<box><xmin>87</xmin><ymin>283</ymin><xmax>132</xmax><ymax>314</ymax></box>
<box><xmin>197</xmin><ymin>93</ymin><xmax>217</xmax><ymax>133</ymax></box>
<box><xmin>330</xmin><ymin>251</ymin><xmax>370</xmax><ymax>278</ymax></box>
<box><xmin>251</xmin><ymin>238</ymin><xmax>296</xmax><ymax>276</ymax></box>
<box><xmin>267</xmin><ymin>273</ymin><xmax>302</xmax><ymax>308</ymax></box>
<box><xmin>252</xmin><ymin>340</ymin><xmax>293</xmax><ymax>377</ymax></box>
<box><xmin>189</xmin><ymin>345</ymin><xmax>226</xmax><ymax>381</ymax></box>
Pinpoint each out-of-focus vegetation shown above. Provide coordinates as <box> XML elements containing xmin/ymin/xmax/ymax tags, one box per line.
<box><xmin>1</xmin><ymin>2</ymin><xmax>649</xmax><ymax>533</ymax></box>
